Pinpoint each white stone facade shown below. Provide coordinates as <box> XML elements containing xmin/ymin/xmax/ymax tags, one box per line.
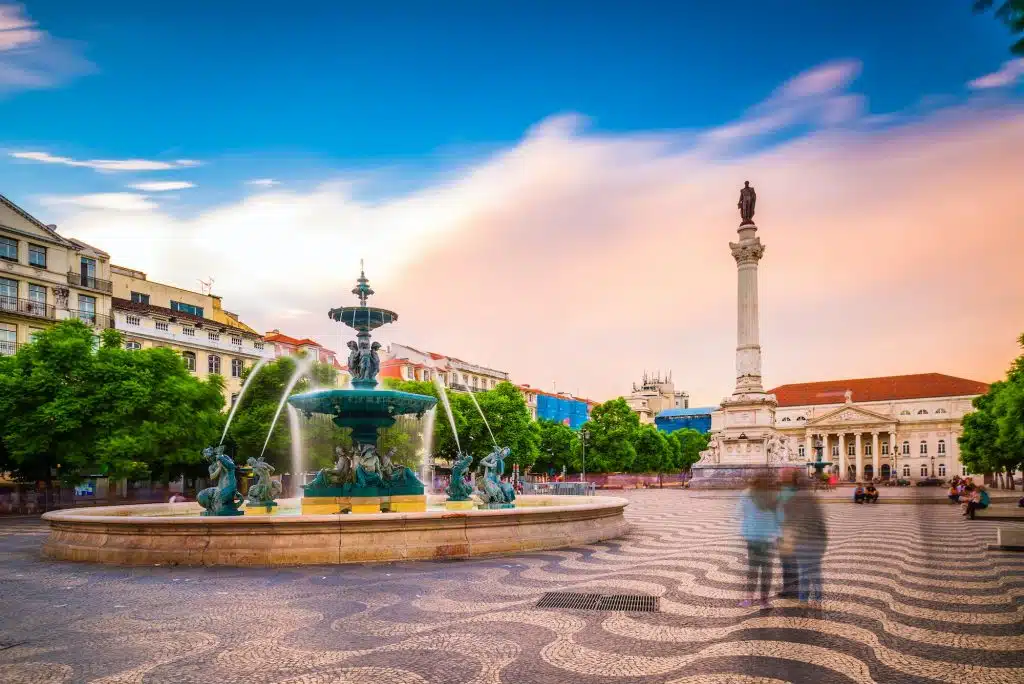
<box><xmin>771</xmin><ymin>392</ymin><xmax>978</xmax><ymax>482</ymax></box>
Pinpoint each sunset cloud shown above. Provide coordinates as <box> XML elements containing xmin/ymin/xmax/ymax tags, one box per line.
<box><xmin>0</xmin><ymin>3</ymin><xmax>93</xmax><ymax>94</ymax></box>
<box><xmin>968</xmin><ymin>58</ymin><xmax>1024</xmax><ymax>90</ymax></box>
<box><xmin>40</xmin><ymin>74</ymin><xmax>1024</xmax><ymax>404</ymax></box>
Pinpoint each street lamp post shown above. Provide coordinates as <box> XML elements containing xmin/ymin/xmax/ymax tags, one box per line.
<box><xmin>580</xmin><ymin>429</ymin><xmax>590</xmax><ymax>487</ymax></box>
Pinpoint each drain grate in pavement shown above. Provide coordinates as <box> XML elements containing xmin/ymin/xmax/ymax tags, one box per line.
<box><xmin>536</xmin><ymin>592</ymin><xmax>659</xmax><ymax>612</ymax></box>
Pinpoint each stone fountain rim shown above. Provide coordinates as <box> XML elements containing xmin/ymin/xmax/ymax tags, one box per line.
<box><xmin>41</xmin><ymin>495</ymin><xmax>628</xmax><ymax>526</ymax></box>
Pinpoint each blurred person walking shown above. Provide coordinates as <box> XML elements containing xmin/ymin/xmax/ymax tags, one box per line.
<box><xmin>738</xmin><ymin>473</ymin><xmax>781</xmax><ymax>608</ymax></box>
<box><xmin>779</xmin><ymin>472</ymin><xmax>828</xmax><ymax>606</ymax></box>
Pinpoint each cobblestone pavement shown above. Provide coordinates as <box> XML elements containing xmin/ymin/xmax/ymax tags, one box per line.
<box><xmin>1</xmin><ymin>491</ymin><xmax>1022</xmax><ymax>684</ymax></box>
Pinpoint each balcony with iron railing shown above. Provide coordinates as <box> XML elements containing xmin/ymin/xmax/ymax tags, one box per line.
<box><xmin>67</xmin><ymin>309</ymin><xmax>113</xmax><ymax>329</ymax></box>
<box><xmin>0</xmin><ymin>340</ymin><xmax>21</xmax><ymax>356</ymax></box>
<box><xmin>67</xmin><ymin>271</ymin><xmax>114</xmax><ymax>294</ymax></box>
<box><xmin>0</xmin><ymin>295</ymin><xmax>56</xmax><ymax>320</ymax></box>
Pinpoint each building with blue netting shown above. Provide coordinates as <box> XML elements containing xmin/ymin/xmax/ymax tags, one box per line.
<box><xmin>655</xmin><ymin>407</ymin><xmax>716</xmax><ymax>434</ymax></box>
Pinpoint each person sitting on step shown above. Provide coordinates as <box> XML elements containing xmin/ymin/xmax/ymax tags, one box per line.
<box><xmin>853</xmin><ymin>484</ymin><xmax>866</xmax><ymax>504</ymax></box>
<box><xmin>864</xmin><ymin>483</ymin><xmax>879</xmax><ymax>503</ymax></box>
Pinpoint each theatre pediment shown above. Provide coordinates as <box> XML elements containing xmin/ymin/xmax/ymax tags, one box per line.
<box><xmin>806</xmin><ymin>404</ymin><xmax>891</xmax><ymax>426</ymax></box>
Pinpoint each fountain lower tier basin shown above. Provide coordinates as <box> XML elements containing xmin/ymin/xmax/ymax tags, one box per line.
<box><xmin>40</xmin><ymin>495</ymin><xmax>630</xmax><ymax>566</ymax></box>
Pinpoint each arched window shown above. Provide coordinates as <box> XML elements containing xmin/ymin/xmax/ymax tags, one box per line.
<box><xmin>125</xmin><ymin>340</ymin><xmax>142</xmax><ymax>351</ymax></box>
<box><xmin>902</xmin><ymin>440</ymin><xmax>910</xmax><ymax>455</ymax></box>
<box><xmin>847</xmin><ymin>442</ymin><xmax>855</xmax><ymax>456</ymax></box>
<box><xmin>935</xmin><ymin>408</ymin><xmax>947</xmax><ymax>414</ymax></box>
<box><xmin>919</xmin><ymin>441</ymin><xmax>928</xmax><ymax>455</ymax></box>
<box><xmin>920</xmin><ymin>464</ymin><xmax>929</xmax><ymax>477</ymax></box>
<box><xmin>781</xmin><ymin>417</ymin><xmax>791</xmax><ymax>422</ymax></box>
<box><xmin>917</xmin><ymin>409</ymin><xmax>928</xmax><ymax>415</ymax></box>
<box><xmin>937</xmin><ymin>439</ymin><xmax>946</xmax><ymax>454</ymax></box>
<box><xmin>831</xmin><ymin>445</ymin><xmax>839</xmax><ymax>457</ymax></box>
<box><xmin>796</xmin><ymin>416</ymin><xmax>806</xmax><ymax>421</ymax></box>
<box><xmin>900</xmin><ymin>410</ymin><xmax>911</xmax><ymax>416</ymax></box>
<box><xmin>182</xmin><ymin>351</ymin><xmax>196</xmax><ymax>372</ymax></box>
<box><xmin>208</xmin><ymin>354</ymin><xmax>221</xmax><ymax>374</ymax></box>
<box><xmin>881</xmin><ymin>441</ymin><xmax>890</xmax><ymax>455</ymax></box>
<box><xmin>902</xmin><ymin>465</ymin><xmax>911</xmax><ymax>477</ymax></box>
<box><xmin>938</xmin><ymin>463</ymin><xmax>946</xmax><ymax>477</ymax></box>
<box><xmin>798</xmin><ymin>445</ymin><xmax>805</xmax><ymax>458</ymax></box>
<box><xmin>231</xmin><ymin>358</ymin><xmax>243</xmax><ymax>378</ymax></box>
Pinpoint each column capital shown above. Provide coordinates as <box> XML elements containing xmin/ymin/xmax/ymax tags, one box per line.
<box><xmin>729</xmin><ymin>238</ymin><xmax>765</xmax><ymax>265</ymax></box>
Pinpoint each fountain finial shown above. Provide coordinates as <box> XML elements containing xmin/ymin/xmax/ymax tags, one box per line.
<box><xmin>352</xmin><ymin>260</ymin><xmax>374</xmax><ymax>306</ymax></box>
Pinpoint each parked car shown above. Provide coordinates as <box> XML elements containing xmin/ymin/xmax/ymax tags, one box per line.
<box><xmin>915</xmin><ymin>477</ymin><xmax>944</xmax><ymax>487</ymax></box>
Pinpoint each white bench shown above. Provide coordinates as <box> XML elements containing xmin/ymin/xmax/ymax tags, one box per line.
<box><xmin>993</xmin><ymin>528</ymin><xmax>1024</xmax><ymax>551</ymax></box>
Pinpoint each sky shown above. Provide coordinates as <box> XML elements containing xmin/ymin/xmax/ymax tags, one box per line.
<box><xmin>2</xmin><ymin>1</ymin><xmax>1023</xmax><ymax>405</ymax></box>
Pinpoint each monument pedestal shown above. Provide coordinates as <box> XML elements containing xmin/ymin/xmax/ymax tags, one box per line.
<box><xmin>444</xmin><ymin>500</ymin><xmax>475</xmax><ymax>511</ymax></box>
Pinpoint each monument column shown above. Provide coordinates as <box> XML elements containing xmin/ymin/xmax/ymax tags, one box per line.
<box><xmin>805</xmin><ymin>433</ymin><xmax>813</xmax><ymax>461</ymax></box>
<box><xmin>730</xmin><ymin>181</ymin><xmax>765</xmax><ymax>395</ymax></box>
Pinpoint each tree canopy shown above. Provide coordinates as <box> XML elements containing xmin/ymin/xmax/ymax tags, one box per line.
<box><xmin>959</xmin><ymin>333</ymin><xmax>1024</xmax><ymax>488</ymax></box>
<box><xmin>385</xmin><ymin>379</ymin><xmax>540</xmax><ymax>474</ymax></box>
<box><xmin>225</xmin><ymin>355</ymin><xmax>346</xmax><ymax>473</ymax></box>
<box><xmin>0</xmin><ymin>321</ymin><xmax>225</xmax><ymax>484</ymax></box>
<box><xmin>974</xmin><ymin>1</ymin><xmax>1024</xmax><ymax>55</ymax></box>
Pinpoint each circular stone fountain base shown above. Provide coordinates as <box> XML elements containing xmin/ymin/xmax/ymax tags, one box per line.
<box><xmin>41</xmin><ymin>495</ymin><xmax>629</xmax><ymax>566</ymax></box>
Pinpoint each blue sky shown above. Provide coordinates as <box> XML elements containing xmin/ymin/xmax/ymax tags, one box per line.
<box><xmin>1</xmin><ymin>1</ymin><xmax>1018</xmax><ymax>201</ymax></box>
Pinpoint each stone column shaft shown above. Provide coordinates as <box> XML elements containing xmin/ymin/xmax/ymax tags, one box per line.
<box><xmin>730</xmin><ymin>226</ymin><xmax>765</xmax><ymax>394</ymax></box>
<box><xmin>838</xmin><ymin>433</ymin><xmax>846</xmax><ymax>478</ymax></box>
<box><xmin>855</xmin><ymin>433</ymin><xmax>864</xmax><ymax>481</ymax></box>
<box><xmin>872</xmin><ymin>432</ymin><xmax>880</xmax><ymax>480</ymax></box>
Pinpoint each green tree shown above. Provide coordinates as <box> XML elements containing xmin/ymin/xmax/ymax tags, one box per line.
<box><xmin>670</xmin><ymin>428</ymin><xmax>710</xmax><ymax>473</ymax></box>
<box><xmin>960</xmin><ymin>333</ymin><xmax>1024</xmax><ymax>488</ymax></box>
<box><xmin>0</xmin><ymin>321</ymin><xmax>225</xmax><ymax>484</ymax></box>
<box><xmin>632</xmin><ymin>424</ymin><xmax>671</xmax><ymax>474</ymax></box>
<box><xmin>534</xmin><ymin>419</ymin><xmax>577</xmax><ymax>475</ymax></box>
<box><xmin>974</xmin><ymin>1</ymin><xmax>1024</xmax><ymax>55</ymax></box>
<box><xmin>226</xmin><ymin>355</ymin><xmax>343</xmax><ymax>472</ymax></box>
<box><xmin>580</xmin><ymin>398</ymin><xmax>640</xmax><ymax>473</ymax></box>
<box><xmin>383</xmin><ymin>378</ymin><xmax>466</xmax><ymax>461</ymax></box>
<box><xmin>467</xmin><ymin>382</ymin><xmax>540</xmax><ymax>473</ymax></box>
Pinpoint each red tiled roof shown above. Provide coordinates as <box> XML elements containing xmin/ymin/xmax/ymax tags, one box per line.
<box><xmin>112</xmin><ymin>298</ymin><xmax>255</xmax><ymax>337</ymax></box>
<box><xmin>264</xmin><ymin>332</ymin><xmax>324</xmax><ymax>348</ymax></box>
<box><xmin>768</xmin><ymin>373</ymin><xmax>990</xmax><ymax>407</ymax></box>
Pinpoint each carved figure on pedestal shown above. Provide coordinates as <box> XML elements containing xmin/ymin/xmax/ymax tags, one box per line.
<box><xmin>379</xmin><ymin>446</ymin><xmax>420</xmax><ymax>486</ymax></box>
<box><xmin>445</xmin><ymin>451</ymin><xmax>475</xmax><ymax>501</ymax></box>
<box><xmin>308</xmin><ymin>445</ymin><xmax>355</xmax><ymax>489</ymax></box>
<box><xmin>354</xmin><ymin>443</ymin><xmax>386</xmax><ymax>488</ymax></box>
<box><xmin>697</xmin><ymin>435</ymin><xmax>721</xmax><ymax>466</ymax></box>
<box><xmin>476</xmin><ymin>446</ymin><xmax>515</xmax><ymax>506</ymax></box>
<box><xmin>346</xmin><ymin>341</ymin><xmax>361</xmax><ymax>381</ymax></box>
<box><xmin>738</xmin><ymin>181</ymin><xmax>756</xmax><ymax>225</ymax></box>
<box><xmin>52</xmin><ymin>286</ymin><xmax>69</xmax><ymax>310</ymax></box>
<box><xmin>197</xmin><ymin>446</ymin><xmax>245</xmax><ymax>516</ymax></box>
<box><xmin>245</xmin><ymin>456</ymin><xmax>282</xmax><ymax>508</ymax></box>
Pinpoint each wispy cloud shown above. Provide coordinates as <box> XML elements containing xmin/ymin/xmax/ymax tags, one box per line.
<box><xmin>41</xmin><ymin>193</ymin><xmax>158</xmax><ymax>211</ymax></box>
<box><xmin>128</xmin><ymin>181</ymin><xmax>195</xmax><ymax>192</ymax></box>
<box><xmin>968</xmin><ymin>58</ymin><xmax>1024</xmax><ymax>89</ymax></box>
<box><xmin>246</xmin><ymin>178</ymin><xmax>280</xmax><ymax>187</ymax></box>
<box><xmin>0</xmin><ymin>3</ymin><xmax>93</xmax><ymax>94</ymax></box>
<box><xmin>700</xmin><ymin>59</ymin><xmax>864</xmax><ymax>148</ymax></box>
<box><xmin>10</xmin><ymin>151</ymin><xmax>201</xmax><ymax>172</ymax></box>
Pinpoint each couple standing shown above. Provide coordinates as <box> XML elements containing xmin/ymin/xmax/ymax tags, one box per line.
<box><xmin>738</xmin><ymin>471</ymin><xmax>828</xmax><ymax>608</ymax></box>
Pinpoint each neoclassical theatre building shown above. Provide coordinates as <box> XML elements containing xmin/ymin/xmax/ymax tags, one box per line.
<box><xmin>770</xmin><ymin>373</ymin><xmax>989</xmax><ymax>482</ymax></box>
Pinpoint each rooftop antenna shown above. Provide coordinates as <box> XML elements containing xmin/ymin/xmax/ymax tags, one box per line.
<box><xmin>198</xmin><ymin>277</ymin><xmax>214</xmax><ymax>295</ymax></box>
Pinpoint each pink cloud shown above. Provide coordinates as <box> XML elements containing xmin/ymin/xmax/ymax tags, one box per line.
<box><xmin>968</xmin><ymin>58</ymin><xmax>1024</xmax><ymax>90</ymax></box>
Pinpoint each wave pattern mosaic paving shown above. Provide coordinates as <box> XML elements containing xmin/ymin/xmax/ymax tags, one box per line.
<box><xmin>1</xmin><ymin>490</ymin><xmax>1022</xmax><ymax>683</ymax></box>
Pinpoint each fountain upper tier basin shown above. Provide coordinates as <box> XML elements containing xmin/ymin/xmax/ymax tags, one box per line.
<box><xmin>41</xmin><ymin>495</ymin><xmax>630</xmax><ymax>566</ymax></box>
<box><xmin>289</xmin><ymin>388</ymin><xmax>437</xmax><ymax>420</ymax></box>
<box><xmin>328</xmin><ymin>305</ymin><xmax>397</xmax><ymax>331</ymax></box>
